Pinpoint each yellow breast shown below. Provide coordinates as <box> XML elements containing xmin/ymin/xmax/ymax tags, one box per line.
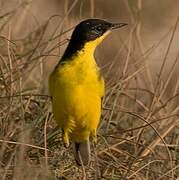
<box><xmin>49</xmin><ymin>42</ymin><xmax>104</xmax><ymax>142</ymax></box>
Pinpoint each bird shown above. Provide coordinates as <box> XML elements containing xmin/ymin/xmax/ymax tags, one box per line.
<box><xmin>49</xmin><ymin>19</ymin><xmax>127</xmax><ymax>166</ymax></box>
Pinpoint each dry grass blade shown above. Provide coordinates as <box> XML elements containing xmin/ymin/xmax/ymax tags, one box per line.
<box><xmin>0</xmin><ymin>1</ymin><xmax>179</xmax><ymax>179</ymax></box>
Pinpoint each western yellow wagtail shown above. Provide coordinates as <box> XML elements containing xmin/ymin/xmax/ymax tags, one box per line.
<box><xmin>49</xmin><ymin>19</ymin><xmax>127</xmax><ymax>165</ymax></box>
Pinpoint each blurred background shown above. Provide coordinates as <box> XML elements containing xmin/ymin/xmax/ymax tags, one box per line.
<box><xmin>0</xmin><ymin>0</ymin><xmax>179</xmax><ymax>179</ymax></box>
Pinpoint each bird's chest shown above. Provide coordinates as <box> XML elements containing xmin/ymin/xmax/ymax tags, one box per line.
<box><xmin>57</xmin><ymin>59</ymin><xmax>99</xmax><ymax>87</ymax></box>
<box><xmin>51</xmin><ymin>59</ymin><xmax>100</xmax><ymax>113</ymax></box>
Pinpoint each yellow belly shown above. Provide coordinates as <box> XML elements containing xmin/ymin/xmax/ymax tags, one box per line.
<box><xmin>49</xmin><ymin>56</ymin><xmax>104</xmax><ymax>142</ymax></box>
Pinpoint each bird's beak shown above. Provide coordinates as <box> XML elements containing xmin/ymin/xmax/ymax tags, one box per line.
<box><xmin>111</xmin><ymin>23</ymin><xmax>128</xmax><ymax>30</ymax></box>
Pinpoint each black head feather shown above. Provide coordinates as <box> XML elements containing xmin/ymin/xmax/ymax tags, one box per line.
<box><xmin>62</xmin><ymin>19</ymin><xmax>127</xmax><ymax>60</ymax></box>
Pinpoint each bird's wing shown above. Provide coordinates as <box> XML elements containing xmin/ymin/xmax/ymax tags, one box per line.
<box><xmin>97</xmin><ymin>70</ymin><xmax>105</xmax><ymax>98</ymax></box>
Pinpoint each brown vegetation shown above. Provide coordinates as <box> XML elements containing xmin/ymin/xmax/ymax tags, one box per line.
<box><xmin>0</xmin><ymin>0</ymin><xmax>179</xmax><ymax>179</ymax></box>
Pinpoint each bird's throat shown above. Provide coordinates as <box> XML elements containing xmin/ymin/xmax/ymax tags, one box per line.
<box><xmin>61</xmin><ymin>32</ymin><xmax>110</xmax><ymax>63</ymax></box>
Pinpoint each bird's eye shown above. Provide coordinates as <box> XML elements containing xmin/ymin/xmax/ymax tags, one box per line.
<box><xmin>96</xmin><ymin>26</ymin><xmax>102</xmax><ymax>32</ymax></box>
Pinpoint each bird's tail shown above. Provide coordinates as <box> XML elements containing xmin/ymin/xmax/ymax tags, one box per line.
<box><xmin>73</xmin><ymin>139</ymin><xmax>91</xmax><ymax>166</ymax></box>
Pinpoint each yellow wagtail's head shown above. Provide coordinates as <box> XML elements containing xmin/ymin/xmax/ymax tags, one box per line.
<box><xmin>62</xmin><ymin>19</ymin><xmax>127</xmax><ymax>59</ymax></box>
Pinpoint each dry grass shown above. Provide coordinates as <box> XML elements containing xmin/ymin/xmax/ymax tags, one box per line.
<box><xmin>0</xmin><ymin>0</ymin><xmax>179</xmax><ymax>179</ymax></box>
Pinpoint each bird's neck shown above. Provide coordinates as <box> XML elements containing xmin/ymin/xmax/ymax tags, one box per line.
<box><xmin>61</xmin><ymin>31</ymin><xmax>109</xmax><ymax>63</ymax></box>
<box><xmin>57</xmin><ymin>42</ymin><xmax>97</xmax><ymax>72</ymax></box>
<box><xmin>77</xmin><ymin>41</ymin><xmax>97</xmax><ymax>59</ymax></box>
<box><xmin>62</xmin><ymin>40</ymin><xmax>97</xmax><ymax>61</ymax></box>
